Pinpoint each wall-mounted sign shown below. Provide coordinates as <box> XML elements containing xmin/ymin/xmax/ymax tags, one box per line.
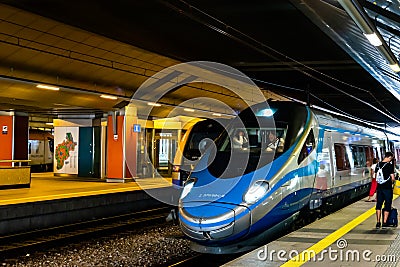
<box><xmin>2</xmin><ymin>125</ymin><xmax>7</xmax><ymax>135</ymax></box>
<box><xmin>133</xmin><ymin>124</ymin><xmax>141</xmax><ymax>133</ymax></box>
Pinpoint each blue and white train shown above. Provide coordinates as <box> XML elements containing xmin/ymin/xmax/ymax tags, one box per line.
<box><xmin>178</xmin><ymin>101</ymin><xmax>400</xmax><ymax>254</ymax></box>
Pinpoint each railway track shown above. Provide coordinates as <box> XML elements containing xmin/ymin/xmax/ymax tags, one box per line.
<box><xmin>0</xmin><ymin>206</ymin><xmax>172</xmax><ymax>260</ymax></box>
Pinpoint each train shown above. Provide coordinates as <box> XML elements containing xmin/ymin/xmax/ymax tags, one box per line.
<box><xmin>178</xmin><ymin>101</ymin><xmax>400</xmax><ymax>254</ymax></box>
<box><xmin>172</xmin><ymin>118</ymin><xmax>228</xmax><ymax>186</ymax></box>
<box><xmin>28</xmin><ymin>129</ymin><xmax>54</xmax><ymax>172</ymax></box>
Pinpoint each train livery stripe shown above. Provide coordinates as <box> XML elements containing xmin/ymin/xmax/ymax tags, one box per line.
<box><xmin>281</xmin><ymin>195</ymin><xmax>399</xmax><ymax>266</ymax></box>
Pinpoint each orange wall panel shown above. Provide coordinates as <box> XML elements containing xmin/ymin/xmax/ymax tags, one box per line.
<box><xmin>106</xmin><ymin>115</ymin><xmax>124</xmax><ymax>179</ymax></box>
<box><xmin>0</xmin><ymin>116</ymin><xmax>13</xmax><ymax>166</ymax></box>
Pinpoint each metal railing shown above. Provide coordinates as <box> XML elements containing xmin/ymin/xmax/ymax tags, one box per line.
<box><xmin>0</xmin><ymin>160</ymin><xmax>31</xmax><ymax>167</ymax></box>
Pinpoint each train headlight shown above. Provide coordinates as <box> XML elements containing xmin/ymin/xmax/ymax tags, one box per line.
<box><xmin>243</xmin><ymin>180</ymin><xmax>269</xmax><ymax>204</ymax></box>
<box><xmin>180</xmin><ymin>178</ymin><xmax>197</xmax><ymax>199</ymax></box>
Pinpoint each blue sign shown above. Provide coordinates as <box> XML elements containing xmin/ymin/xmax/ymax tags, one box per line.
<box><xmin>133</xmin><ymin>124</ymin><xmax>141</xmax><ymax>133</ymax></box>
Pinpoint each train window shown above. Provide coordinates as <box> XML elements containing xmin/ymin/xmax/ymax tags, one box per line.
<box><xmin>374</xmin><ymin>147</ymin><xmax>379</xmax><ymax>159</ymax></box>
<box><xmin>297</xmin><ymin>129</ymin><xmax>316</xmax><ymax>164</ymax></box>
<box><xmin>334</xmin><ymin>144</ymin><xmax>350</xmax><ymax>171</ymax></box>
<box><xmin>350</xmin><ymin>145</ymin><xmax>367</xmax><ymax>168</ymax></box>
<box><xmin>48</xmin><ymin>137</ymin><xmax>54</xmax><ymax>153</ymax></box>
<box><xmin>219</xmin><ymin>126</ymin><xmax>288</xmax><ymax>155</ymax></box>
<box><xmin>365</xmin><ymin>146</ymin><xmax>373</xmax><ymax>165</ymax></box>
<box><xmin>350</xmin><ymin>145</ymin><xmax>359</xmax><ymax>167</ymax></box>
<box><xmin>359</xmin><ymin>146</ymin><xmax>366</xmax><ymax>167</ymax></box>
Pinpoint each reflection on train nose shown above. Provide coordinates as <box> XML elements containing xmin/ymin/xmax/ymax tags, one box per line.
<box><xmin>180</xmin><ymin>204</ymin><xmax>251</xmax><ymax>241</ymax></box>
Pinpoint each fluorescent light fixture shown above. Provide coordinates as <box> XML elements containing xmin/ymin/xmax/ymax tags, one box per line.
<box><xmin>363</xmin><ymin>33</ymin><xmax>382</xmax><ymax>46</ymax></box>
<box><xmin>46</xmin><ymin>122</ymin><xmax>54</xmax><ymax>126</ymax></box>
<box><xmin>256</xmin><ymin>108</ymin><xmax>275</xmax><ymax>117</ymax></box>
<box><xmin>36</xmin><ymin>84</ymin><xmax>60</xmax><ymax>91</ymax></box>
<box><xmin>100</xmin><ymin>94</ymin><xmax>117</xmax><ymax>100</ymax></box>
<box><xmin>147</xmin><ymin>102</ymin><xmax>161</xmax><ymax>107</ymax></box>
<box><xmin>184</xmin><ymin>108</ymin><xmax>195</xmax><ymax>112</ymax></box>
<box><xmin>389</xmin><ymin>63</ymin><xmax>400</xmax><ymax>73</ymax></box>
<box><xmin>212</xmin><ymin>113</ymin><xmax>222</xmax><ymax>116</ymax></box>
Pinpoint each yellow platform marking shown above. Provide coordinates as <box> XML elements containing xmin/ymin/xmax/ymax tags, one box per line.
<box><xmin>281</xmin><ymin>195</ymin><xmax>399</xmax><ymax>267</ymax></box>
<box><xmin>0</xmin><ymin>181</ymin><xmax>171</xmax><ymax>206</ymax></box>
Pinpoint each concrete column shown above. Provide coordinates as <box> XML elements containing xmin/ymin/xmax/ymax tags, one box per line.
<box><xmin>0</xmin><ymin>112</ymin><xmax>28</xmax><ymax>167</ymax></box>
<box><xmin>106</xmin><ymin>104</ymin><xmax>138</xmax><ymax>182</ymax></box>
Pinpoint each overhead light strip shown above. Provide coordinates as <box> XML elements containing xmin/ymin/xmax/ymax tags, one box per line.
<box><xmin>36</xmin><ymin>84</ymin><xmax>60</xmax><ymax>91</ymax></box>
<box><xmin>100</xmin><ymin>94</ymin><xmax>118</xmax><ymax>100</ymax></box>
<box><xmin>363</xmin><ymin>33</ymin><xmax>382</xmax><ymax>47</ymax></box>
<box><xmin>338</xmin><ymin>0</ymin><xmax>400</xmax><ymax>72</ymax></box>
<box><xmin>147</xmin><ymin>102</ymin><xmax>162</xmax><ymax>107</ymax></box>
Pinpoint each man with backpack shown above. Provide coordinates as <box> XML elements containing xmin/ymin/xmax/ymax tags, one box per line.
<box><xmin>375</xmin><ymin>151</ymin><xmax>395</xmax><ymax>228</ymax></box>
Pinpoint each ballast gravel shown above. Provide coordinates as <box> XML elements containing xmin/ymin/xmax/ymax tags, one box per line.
<box><xmin>2</xmin><ymin>223</ymin><xmax>198</xmax><ymax>267</ymax></box>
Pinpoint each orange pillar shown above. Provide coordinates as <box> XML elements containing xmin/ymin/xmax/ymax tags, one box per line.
<box><xmin>0</xmin><ymin>116</ymin><xmax>13</xmax><ymax>167</ymax></box>
<box><xmin>0</xmin><ymin>114</ymin><xmax>28</xmax><ymax>167</ymax></box>
<box><xmin>106</xmin><ymin>105</ymin><xmax>138</xmax><ymax>182</ymax></box>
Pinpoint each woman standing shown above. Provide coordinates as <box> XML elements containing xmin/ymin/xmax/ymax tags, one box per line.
<box><xmin>366</xmin><ymin>158</ymin><xmax>378</xmax><ymax>202</ymax></box>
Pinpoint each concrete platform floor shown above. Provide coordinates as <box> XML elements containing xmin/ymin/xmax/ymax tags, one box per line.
<box><xmin>0</xmin><ymin>172</ymin><xmax>172</xmax><ymax>206</ymax></box>
<box><xmin>225</xmin><ymin>196</ymin><xmax>400</xmax><ymax>267</ymax></box>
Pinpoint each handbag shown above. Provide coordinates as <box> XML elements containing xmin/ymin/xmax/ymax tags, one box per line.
<box><xmin>393</xmin><ymin>180</ymin><xmax>400</xmax><ymax>195</ymax></box>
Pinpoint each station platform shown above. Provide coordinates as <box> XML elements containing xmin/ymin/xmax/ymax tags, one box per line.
<box><xmin>0</xmin><ymin>172</ymin><xmax>172</xmax><ymax>205</ymax></box>
<box><xmin>225</xmin><ymin>196</ymin><xmax>400</xmax><ymax>267</ymax></box>
<box><xmin>0</xmin><ymin>173</ymin><xmax>176</xmax><ymax>236</ymax></box>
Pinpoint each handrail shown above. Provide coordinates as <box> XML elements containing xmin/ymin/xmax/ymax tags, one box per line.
<box><xmin>0</xmin><ymin>160</ymin><xmax>31</xmax><ymax>167</ymax></box>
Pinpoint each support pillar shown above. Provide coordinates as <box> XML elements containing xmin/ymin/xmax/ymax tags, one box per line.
<box><xmin>0</xmin><ymin>112</ymin><xmax>28</xmax><ymax>166</ymax></box>
<box><xmin>106</xmin><ymin>104</ymin><xmax>138</xmax><ymax>182</ymax></box>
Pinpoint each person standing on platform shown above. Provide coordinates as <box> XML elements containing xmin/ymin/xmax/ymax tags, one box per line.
<box><xmin>375</xmin><ymin>152</ymin><xmax>395</xmax><ymax>228</ymax></box>
<box><xmin>366</xmin><ymin>158</ymin><xmax>378</xmax><ymax>202</ymax></box>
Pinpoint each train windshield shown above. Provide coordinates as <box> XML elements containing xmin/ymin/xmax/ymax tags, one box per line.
<box><xmin>219</xmin><ymin>126</ymin><xmax>288</xmax><ymax>154</ymax></box>
<box><xmin>208</xmin><ymin>102</ymin><xmax>308</xmax><ymax>178</ymax></box>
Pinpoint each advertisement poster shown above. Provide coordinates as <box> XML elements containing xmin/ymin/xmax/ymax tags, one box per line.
<box><xmin>54</xmin><ymin>127</ymin><xmax>79</xmax><ymax>174</ymax></box>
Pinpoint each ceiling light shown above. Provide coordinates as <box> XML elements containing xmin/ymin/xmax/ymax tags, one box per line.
<box><xmin>46</xmin><ymin>122</ymin><xmax>54</xmax><ymax>126</ymax></box>
<box><xmin>184</xmin><ymin>108</ymin><xmax>195</xmax><ymax>112</ymax></box>
<box><xmin>147</xmin><ymin>102</ymin><xmax>162</xmax><ymax>107</ymax></box>
<box><xmin>363</xmin><ymin>33</ymin><xmax>382</xmax><ymax>47</ymax></box>
<box><xmin>100</xmin><ymin>95</ymin><xmax>118</xmax><ymax>100</ymax></box>
<box><xmin>36</xmin><ymin>84</ymin><xmax>60</xmax><ymax>91</ymax></box>
<box><xmin>338</xmin><ymin>0</ymin><xmax>400</xmax><ymax>81</ymax></box>
<box><xmin>389</xmin><ymin>63</ymin><xmax>400</xmax><ymax>73</ymax></box>
<box><xmin>212</xmin><ymin>113</ymin><xmax>222</xmax><ymax>116</ymax></box>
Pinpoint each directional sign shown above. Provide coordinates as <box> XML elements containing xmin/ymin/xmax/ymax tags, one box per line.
<box><xmin>133</xmin><ymin>124</ymin><xmax>141</xmax><ymax>133</ymax></box>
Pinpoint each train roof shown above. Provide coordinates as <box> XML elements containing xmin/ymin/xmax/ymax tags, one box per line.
<box><xmin>29</xmin><ymin>129</ymin><xmax>54</xmax><ymax>140</ymax></box>
<box><xmin>245</xmin><ymin>101</ymin><xmax>400</xmax><ymax>141</ymax></box>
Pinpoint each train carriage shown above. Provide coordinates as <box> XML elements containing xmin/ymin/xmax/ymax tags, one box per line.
<box><xmin>28</xmin><ymin>129</ymin><xmax>54</xmax><ymax>172</ymax></box>
<box><xmin>178</xmin><ymin>101</ymin><xmax>400</xmax><ymax>254</ymax></box>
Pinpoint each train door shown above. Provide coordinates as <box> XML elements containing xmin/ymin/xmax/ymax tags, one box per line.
<box><xmin>153</xmin><ymin>130</ymin><xmax>178</xmax><ymax>177</ymax></box>
<box><xmin>308</xmin><ymin>129</ymin><xmax>333</xmax><ymax>210</ymax></box>
<box><xmin>333</xmin><ymin>143</ymin><xmax>351</xmax><ymax>186</ymax></box>
<box><xmin>317</xmin><ymin>130</ymin><xmax>333</xmax><ymax>190</ymax></box>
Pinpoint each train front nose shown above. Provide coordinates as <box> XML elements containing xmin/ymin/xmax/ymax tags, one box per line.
<box><xmin>179</xmin><ymin>203</ymin><xmax>251</xmax><ymax>242</ymax></box>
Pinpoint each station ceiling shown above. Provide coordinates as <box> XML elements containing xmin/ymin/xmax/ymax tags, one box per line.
<box><xmin>1</xmin><ymin>0</ymin><xmax>400</xmax><ymax>129</ymax></box>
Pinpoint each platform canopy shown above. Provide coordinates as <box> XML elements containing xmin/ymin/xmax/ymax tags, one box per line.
<box><xmin>0</xmin><ymin>0</ymin><xmax>399</xmax><ymax>129</ymax></box>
